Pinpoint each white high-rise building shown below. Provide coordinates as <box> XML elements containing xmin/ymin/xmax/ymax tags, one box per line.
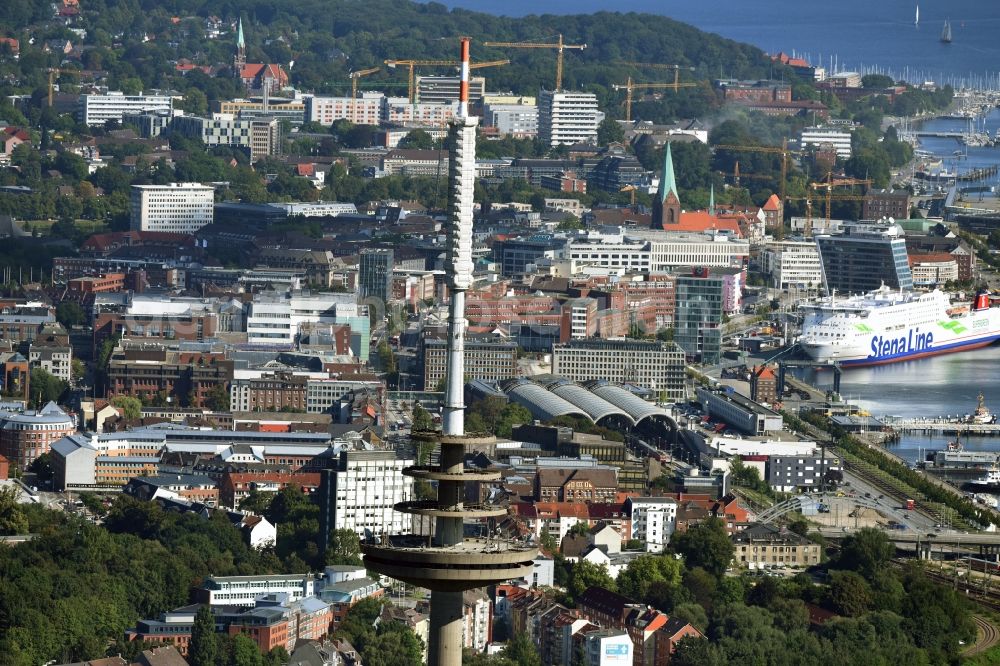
<box><xmin>78</xmin><ymin>92</ymin><xmax>173</xmax><ymax>126</ymax></box>
<box><xmin>625</xmin><ymin>497</ymin><xmax>678</xmax><ymax>553</ymax></box>
<box><xmin>538</xmin><ymin>90</ymin><xmax>600</xmax><ymax>146</ymax></box>
<box><xmin>482</xmin><ymin>102</ymin><xmax>538</xmax><ymax>138</ymax></box>
<box><xmin>762</xmin><ymin>240</ymin><xmax>824</xmax><ymax>290</ymax></box>
<box><xmin>245</xmin><ymin>290</ymin><xmax>357</xmax><ymax>345</ymax></box>
<box><xmin>330</xmin><ymin>450</ymin><xmax>414</xmax><ymax>538</ymax></box>
<box><xmin>799</xmin><ymin>126</ymin><xmax>854</xmax><ymax>159</ymax></box>
<box><xmin>129</xmin><ymin>183</ymin><xmax>214</xmax><ymax>234</ymax></box>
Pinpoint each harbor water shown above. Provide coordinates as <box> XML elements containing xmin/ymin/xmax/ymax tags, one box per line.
<box><xmin>793</xmin><ymin>345</ymin><xmax>1000</xmax><ymax>466</ymax></box>
<box><xmin>434</xmin><ymin>0</ymin><xmax>1000</xmax><ymax>87</ymax></box>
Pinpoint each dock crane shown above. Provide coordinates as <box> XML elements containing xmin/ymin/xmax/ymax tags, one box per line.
<box><xmin>612</xmin><ymin>74</ymin><xmax>698</xmax><ymax>122</ymax></box>
<box><xmin>483</xmin><ymin>34</ymin><xmax>586</xmax><ymax>91</ymax></box>
<box><xmin>48</xmin><ymin>68</ymin><xmax>78</xmax><ymax>107</ymax></box>
<box><xmin>714</xmin><ymin>140</ymin><xmax>791</xmax><ymax>238</ymax></box>
<box><xmin>383</xmin><ymin>58</ymin><xmax>510</xmax><ymax>103</ymax></box>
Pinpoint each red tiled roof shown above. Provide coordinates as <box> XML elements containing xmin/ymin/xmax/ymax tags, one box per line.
<box><xmin>670</xmin><ymin>211</ymin><xmax>743</xmax><ymax>236</ymax></box>
<box><xmin>762</xmin><ymin>193</ymin><xmax>782</xmax><ymax>211</ymax></box>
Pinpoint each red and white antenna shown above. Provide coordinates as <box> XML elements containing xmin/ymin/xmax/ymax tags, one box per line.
<box><xmin>458</xmin><ymin>37</ymin><xmax>471</xmax><ymax>119</ymax></box>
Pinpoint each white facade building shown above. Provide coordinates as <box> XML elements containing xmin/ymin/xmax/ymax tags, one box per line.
<box><xmin>583</xmin><ymin>629</ymin><xmax>633</xmax><ymax>666</ymax></box>
<box><xmin>129</xmin><ymin>183</ymin><xmax>214</xmax><ymax>234</ymax></box>
<box><xmin>799</xmin><ymin>126</ymin><xmax>853</xmax><ymax>159</ymax></box>
<box><xmin>416</xmin><ymin>75</ymin><xmax>486</xmax><ymax>105</ymax></box>
<box><xmin>306</xmin><ymin>379</ymin><xmax>383</xmax><ymax>414</ymax></box>
<box><xmin>566</xmin><ymin>230</ymin><xmax>750</xmax><ymax>272</ymax></box>
<box><xmin>625</xmin><ymin>497</ymin><xmax>677</xmax><ymax>553</ymax></box>
<box><xmin>330</xmin><ymin>450</ymin><xmax>414</xmax><ymax>539</ymax></box>
<box><xmin>381</xmin><ymin>97</ymin><xmax>458</xmax><ymax>127</ymax></box>
<box><xmin>538</xmin><ymin>90</ymin><xmax>601</xmax><ymax>146</ymax></box>
<box><xmin>200</xmin><ymin>574</ymin><xmax>315</xmax><ymax>607</ymax></box>
<box><xmin>78</xmin><ymin>92</ymin><xmax>173</xmax><ymax>126</ymax></box>
<box><xmin>762</xmin><ymin>240</ymin><xmax>823</xmax><ymax>290</ymax></box>
<box><xmin>269</xmin><ymin>201</ymin><xmax>359</xmax><ymax>217</ymax></box>
<box><xmin>482</xmin><ymin>102</ymin><xmax>539</xmax><ymax>138</ymax></box>
<box><xmin>246</xmin><ymin>290</ymin><xmax>355</xmax><ymax>345</ymax></box>
<box><xmin>462</xmin><ymin>591</ymin><xmax>491</xmax><ymax>653</ymax></box>
<box><xmin>306</xmin><ymin>93</ymin><xmax>383</xmax><ymax>126</ymax></box>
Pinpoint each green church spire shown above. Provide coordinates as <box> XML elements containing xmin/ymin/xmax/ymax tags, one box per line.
<box><xmin>237</xmin><ymin>17</ymin><xmax>245</xmax><ymax>49</ymax></box>
<box><xmin>658</xmin><ymin>142</ymin><xmax>679</xmax><ymax>205</ymax></box>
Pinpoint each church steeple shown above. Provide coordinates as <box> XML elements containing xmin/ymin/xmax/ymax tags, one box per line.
<box><xmin>652</xmin><ymin>142</ymin><xmax>682</xmax><ymax>230</ymax></box>
<box><xmin>234</xmin><ymin>17</ymin><xmax>246</xmax><ymax>72</ymax></box>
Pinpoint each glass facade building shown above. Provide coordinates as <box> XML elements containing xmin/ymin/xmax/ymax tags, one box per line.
<box><xmin>815</xmin><ymin>222</ymin><xmax>913</xmax><ymax>295</ymax></box>
<box><xmin>358</xmin><ymin>248</ymin><xmax>394</xmax><ymax>306</ymax></box>
<box><xmin>675</xmin><ymin>272</ymin><xmax>723</xmax><ymax>365</ymax></box>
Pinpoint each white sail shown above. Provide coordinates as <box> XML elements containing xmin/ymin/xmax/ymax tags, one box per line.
<box><xmin>915</xmin><ymin>4</ymin><xmax>919</xmax><ymax>25</ymax></box>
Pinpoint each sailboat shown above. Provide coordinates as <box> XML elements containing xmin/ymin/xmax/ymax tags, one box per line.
<box><xmin>941</xmin><ymin>19</ymin><xmax>952</xmax><ymax>43</ymax></box>
<box><xmin>915</xmin><ymin>4</ymin><xmax>919</xmax><ymax>26</ymax></box>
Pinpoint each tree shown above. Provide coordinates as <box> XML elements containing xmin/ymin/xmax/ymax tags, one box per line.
<box><xmin>502</xmin><ymin>632</ymin><xmax>541</xmax><ymax>666</ymax></box>
<box><xmin>617</xmin><ymin>555</ymin><xmax>684</xmax><ymax>605</ymax></box>
<box><xmin>836</xmin><ymin>527</ymin><xmax>894</xmax><ymax>580</ymax></box>
<box><xmin>671</xmin><ymin>517</ymin><xmax>734</xmax><ymax>577</ymax></box>
<box><xmin>597</xmin><ymin>118</ymin><xmax>626</xmax><ymax>146</ymax></box>
<box><xmin>206</xmin><ymin>383</ymin><xmax>230</xmax><ymax>412</ymax></box>
<box><xmin>328</xmin><ymin>528</ymin><xmax>362</xmax><ymax>565</ymax></box>
<box><xmin>239</xmin><ymin>488</ymin><xmax>275</xmax><ymax>516</ymax></box>
<box><xmin>28</xmin><ymin>452</ymin><xmax>53</xmax><ymax>482</ymax></box>
<box><xmin>111</xmin><ymin>395</ymin><xmax>142</xmax><ymax>420</ymax></box>
<box><xmin>567</xmin><ymin>560</ymin><xmax>616</xmax><ymax>602</ymax></box>
<box><xmin>828</xmin><ymin>570</ymin><xmax>873</xmax><ymax>617</ymax></box>
<box><xmin>412</xmin><ymin>404</ymin><xmax>434</xmax><ymax>432</ymax></box>
<box><xmin>55</xmin><ymin>301</ymin><xmax>85</xmax><ymax>329</ymax></box>
<box><xmin>0</xmin><ymin>485</ymin><xmax>28</xmax><ymax>535</ymax></box>
<box><xmin>555</xmin><ymin>215</ymin><xmax>583</xmax><ymax>231</ymax></box>
<box><xmin>189</xmin><ymin>605</ymin><xmax>217</xmax><ymax>666</ymax></box>
<box><xmin>364</xmin><ymin>622</ymin><xmax>424</xmax><ymax>666</ymax></box>
<box><xmin>398</xmin><ymin>129</ymin><xmax>434</xmax><ymax>149</ymax></box>
<box><xmin>29</xmin><ymin>367</ymin><xmax>67</xmax><ymax>405</ymax></box>
<box><xmin>231</xmin><ymin>632</ymin><xmax>263</xmax><ymax>666</ymax></box>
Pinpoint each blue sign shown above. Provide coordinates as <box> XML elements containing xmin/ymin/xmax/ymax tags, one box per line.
<box><xmin>868</xmin><ymin>328</ymin><xmax>933</xmax><ymax>359</ymax></box>
<box><xmin>605</xmin><ymin>644</ymin><xmax>629</xmax><ymax>656</ymax></box>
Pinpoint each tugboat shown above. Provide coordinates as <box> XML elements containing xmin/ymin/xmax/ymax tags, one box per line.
<box><xmin>968</xmin><ymin>393</ymin><xmax>997</xmax><ymax>425</ymax></box>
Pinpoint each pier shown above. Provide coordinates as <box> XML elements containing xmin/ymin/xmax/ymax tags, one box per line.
<box><xmin>879</xmin><ymin>417</ymin><xmax>1000</xmax><ymax>435</ymax></box>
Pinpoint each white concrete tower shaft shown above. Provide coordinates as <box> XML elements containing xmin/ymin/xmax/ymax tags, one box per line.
<box><xmin>442</xmin><ymin>36</ymin><xmax>477</xmax><ymax>439</ymax></box>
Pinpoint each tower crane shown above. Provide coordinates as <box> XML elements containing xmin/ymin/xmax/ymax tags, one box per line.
<box><xmin>349</xmin><ymin>67</ymin><xmax>381</xmax><ymax>100</ymax></box>
<box><xmin>383</xmin><ymin>58</ymin><xmax>510</xmax><ymax>103</ymax></box>
<box><xmin>47</xmin><ymin>68</ymin><xmax>78</xmax><ymax>107</ymax></box>
<box><xmin>788</xmin><ymin>193</ymin><xmax>867</xmax><ymax>236</ymax></box>
<box><xmin>612</xmin><ymin>75</ymin><xmax>698</xmax><ymax>122</ymax></box>
<box><xmin>714</xmin><ymin>140</ymin><xmax>792</xmax><ymax>239</ymax></box>
<box><xmin>482</xmin><ymin>34</ymin><xmax>586</xmax><ymax>91</ymax></box>
<box><xmin>808</xmin><ymin>172</ymin><xmax>871</xmax><ymax>234</ymax></box>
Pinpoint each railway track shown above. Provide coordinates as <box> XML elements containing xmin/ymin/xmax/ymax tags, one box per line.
<box><xmin>966</xmin><ymin>614</ymin><xmax>1000</xmax><ymax>657</ymax></box>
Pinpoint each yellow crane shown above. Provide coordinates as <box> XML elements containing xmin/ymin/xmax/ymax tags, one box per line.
<box><xmin>612</xmin><ymin>75</ymin><xmax>698</xmax><ymax>122</ymax></box>
<box><xmin>349</xmin><ymin>67</ymin><xmax>381</xmax><ymax>100</ymax></box>
<box><xmin>383</xmin><ymin>58</ymin><xmax>510</xmax><ymax>103</ymax></box>
<box><xmin>788</xmin><ymin>193</ymin><xmax>867</xmax><ymax>236</ymax></box>
<box><xmin>48</xmin><ymin>68</ymin><xmax>78</xmax><ymax>107</ymax></box>
<box><xmin>809</xmin><ymin>173</ymin><xmax>871</xmax><ymax>234</ymax></box>
<box><xmin>483</xmin><ymin>34</ymin><xmax>586</xmax><ymax>91</ymax></box>
<box><xmin>714</xmin><ymin>140</ymin><xmax>792</xmax><ymax>239</ymax></box>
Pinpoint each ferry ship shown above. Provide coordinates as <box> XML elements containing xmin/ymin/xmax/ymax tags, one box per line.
<box><xmin>799</xmin><ymin>288</ymin><xmax>1000</xmax><ymax>366</ymax></box>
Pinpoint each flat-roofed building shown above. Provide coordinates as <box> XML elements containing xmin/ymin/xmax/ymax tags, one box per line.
<box><xmin>130</xmin><ymin>183</ymin><xmax>214</xmax><ymax>234</ymax></box>
<box><xmin>552</xmin><ymin>339</ymin><xmax>685</xmax><ymax>400</ymax></box>
<box><xmin>78</xmin><ymin>92</ymin><xmax>172</xmax><ymax>126</ymax></box>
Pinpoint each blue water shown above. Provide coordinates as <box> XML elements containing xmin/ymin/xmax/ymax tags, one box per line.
<box><xmin>432</xmin><ymin>0</ymin><xmax>1000</xmax><ymax>87</ymax></box>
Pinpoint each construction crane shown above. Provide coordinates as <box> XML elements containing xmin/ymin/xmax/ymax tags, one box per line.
<box><xmin>808</xmin><ymin>173</ymin><xmax>871</xmax><ymax>234</ymax></box>
<box><xmin>788</xmin><ymin>193</ymin><xmax>867</xmax><ymax>236</ymax></box>
<box><xmin>48</xmin><ymin>68</ymin><xmax>78</xmax><ymax>107</ymax></box>
<box><xmin>612</xmin><ymin>76</ymin><xmax>698</xmax><ymax>122</ymax></box>
<box><xmin>383</xmin><ymin>58</ymin><xmax>510</xmax><ymax>103</ymax></box>
<box><xmin>483</xmin><ymin>34</ymin><xmax>586</xmax><ymax>91</ymax></box>
<box><xmin>714</xmin><ymin>141</ymin><xmax>792</xmax><ymax>238</ymax></box>
<box><xmin>349</xmin><ymin>67</ymin><xmax>381</xmax><ymax>100</ymax></box>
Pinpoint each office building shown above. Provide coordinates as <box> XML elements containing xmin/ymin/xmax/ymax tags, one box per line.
<box><xmin>359</xmin><ymin>248</ymin><xmax>394</xmax><ymax>306</ymax></box>
<box><xmin>863</xmin><ymin>189</ymin><xmax>912</xmax><ymax>221</ymax></box>
<box><xmin>422</xmin><ymin>336</ymin><xmax>518</xmax><ymax>390</ymax></box>
<box><xmin>199</xmin><ymin>574</ymin><xmax>315</xmax><ymax>607</ymax></box>
<box><xmin>416</xmin><ymin>75</ymin><xmax>486</xmax><ymax>105</ymax></box>
<box><xmin>245</xmin><ymin>290</ymin><xmax>356</xmax><ymax>346</ymax></box>
<box><xmin>815</xmin><ymin>221</ymin><xmax>913</xmax><ymax>294</ymax></box>
<box><xmin>762</xmin><ymin>240</ymin><xmax>823</xmax><ymax>290</ymax></box>
<box><xmin>381</xmin><ymin>97</ymin><xmax>458</xmax><ymax>127</ymax></box>
<box><xmin>696</xmin><ymin>387</ymin><xmax>783</xmax><ymax>435</ymax></box>
<box><xmin>305</xmin><ymin>93</ymin><xmax>383</xmax><ymax>126</ymax></box>
<box><xmin>217</xmin><ymin>97</ymin><xmax>306</xmax><ymax>125</ymax></box>
<box><xmin>551</xmin><ymin>339</ymin><xmax>686</xmax><ymax>399</ymax></box>
<box><xmin>538</xmin><ymin>90</ymin><xmax>600</xmax><ymax>147</ymax></box>
<box><xmin>0</xmin><ymin>401</ymin><xmax>76</xmax><ymax>470</ymax></box>
<box><xmin>317</xmin><ymin>449</ymin><xmax>414</xmax><ymax>544</ymax></box>
<box><xmin>78</xmin><ymin>92</ymin><xmax>172</xmax><ymax>126</ymax></box>
<box><xmin>130</xmin><ymin>183</ymin><xmax>215</xmax><ymax>234</ymax></box>
<box><xmin>482</xmin><ymin>102</ymin><xmax>538</xmax><ymax>138</ymax></box>
<box><xmin>170</xmin><ymin>115</ymin><xmax>280</xmax><ymax>161</ymax></box>
<box><xmin>674</xmin><ymin>269</ymin><xmax>723</xmax><ymax>365</ymax></box>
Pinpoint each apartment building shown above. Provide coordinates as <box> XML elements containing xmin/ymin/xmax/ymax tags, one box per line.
<box><xmin>624</xmin><ymin>497</ymin><xmax>677</xmax><ymax>553</ymax></box>
<box><xmin>305</xmin><ymin>93</ymin><xmax>383</xmax><ymax>126</ymax></box>
<box><xmin>130</xmin><ymin>183</ymin><xmax>215</xmax><ymax>234</ymax></box>
<box><xmin>799</xmin><ymin>126</ymin><xmax>853</xmax><ymax>159</ymax></box>
<box><xmin>732</xmin><ymin>523</ymin><xmax>822</xmax><ymax>568</ymax></box>
<box><xmin>482</xmin><ymin>102</ymin><xmax>539</xmax><ymax>138</ymax></box>
<box><xmin>381</xmin><ymin>97</ymin><xmax>458</xmax><ymax>126</ymax></box>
